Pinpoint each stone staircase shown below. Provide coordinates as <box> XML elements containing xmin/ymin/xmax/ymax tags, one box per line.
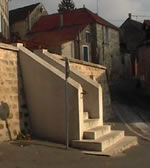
<box><xmin>28</xmin><ymin>48</ymin><xmax>138</xmax><ymax>156</ymax></box>
<box><xmin>72</xmin><ymin>112</ymin><xmax>138</xmax><ymax>156</ymax></box>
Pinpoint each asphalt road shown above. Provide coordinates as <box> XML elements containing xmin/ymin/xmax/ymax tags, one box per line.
<box><xmin>0</xmin><ymin>138</ymin><xmax>149</xmax><ymax>168</ymax></box>
<box><xmin>110</xmin><ymin>79</ymin><xmax>150</xmax><ymax>117</ymax></box>
<box><xmin>110</xmin><ymin>79</ymin><xmax>150</xmax><ymax>138</ymax></box>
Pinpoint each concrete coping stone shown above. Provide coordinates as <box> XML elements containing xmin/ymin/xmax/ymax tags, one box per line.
<box><xmin>42</xmin><ymin>49</ymin><xmax>107</xmax><ymax>70</ymax></box>
<box><xmin>42</xmin><ymin>50</ymin><xmax>101</xmax><ymax>88</ymax></box>
<box><xmin>0</xmin><ymin>43</ymin><xmax>19</xmax><ymax>52</ymax></box>
<box><xmin>61</xmin><ymin>57</ymin><xmax>107</xmax><ymax>70</ymax></box>
<box><xmin>18</xmin><ymin>45</ymin><xmax>82</xmax><ymax>90</ymax></box>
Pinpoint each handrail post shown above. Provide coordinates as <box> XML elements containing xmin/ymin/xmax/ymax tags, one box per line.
<box><xmin>65</xmin><ymin>57</ymin><xmax>70</xmax><ymax>150</ymax></box>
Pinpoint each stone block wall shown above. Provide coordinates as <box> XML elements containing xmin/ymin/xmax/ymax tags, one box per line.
<box><xmin>69</xmin><ymin>59</ymin><xmax>113</xmax><ymax>121</ymax></box>
<box><xmin>0</xmin><ymin>0</ymin><xmax>9</xmax><ymax>39</ymax></box>
<box><xmin>0</xmin><ymin>43</ymin><xmax>30</xmax><ymax>142</ymax></box>
<box><xmin>96</xmin><ymin>24</ymin><xmax>121</xmax><ymax>80</ymax></box>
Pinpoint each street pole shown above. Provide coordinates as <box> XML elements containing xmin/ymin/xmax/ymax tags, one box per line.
<box><xmin>65</xmin><ymin>57</ymin><xmax>70</xmax><ymax>150</ymax></box>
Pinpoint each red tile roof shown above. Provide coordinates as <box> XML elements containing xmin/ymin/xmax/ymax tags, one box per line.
<box><xmin>31</xmin><ymin>8</ymin><xmax>118</xmax><ymax>33</ymax></box>
<box><xmin>26</xmin><ymin>24</ymin><xmax>87</xmax><ymax>48</ymax></box>
<box><xmin>26</xmin><ymin>8</ymin><xmax>118</xmax><ymax>49</ymax></box>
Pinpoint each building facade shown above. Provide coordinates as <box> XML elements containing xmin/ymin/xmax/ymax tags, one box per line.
<box><xmin>0</xmin><ymin>0</ymin><xmax>9</xmax><ymax>40</ymax></box>
<box><xmin>137</xmin><ymin>21</ymin><xmax>150</xmax><ymax>88</ymax></box>
<box><xmin>9</xmin><ymin>3</ymin><xmax>48</xmax><ymax>41</ymax></box>
<box><xmin>120</xmin><ymin>13</ymin><xmax>146</xmax><ymax>76</ymax></box>
<box><xmin>138</xmin><ymin>43</ymin><xmax>150</xmax><ymax>88</ymax></box>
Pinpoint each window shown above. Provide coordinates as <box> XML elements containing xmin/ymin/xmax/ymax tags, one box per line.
<box><xmin>86</xmin><ymin>31</ymin><xmax>91</xmax><ymax>43</ymax></box>
<box><xmin>105</xmin><ymin>27</ymin><xmax>109</xmax><ymax>44</ymax></box>
<box><xmin>83</xmin><ymin>46</ymin><xmax>89</xmax><ymax>62</ymax></box>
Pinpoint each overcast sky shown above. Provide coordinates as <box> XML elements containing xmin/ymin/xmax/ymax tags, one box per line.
<box><xmin>9</xmin><ymin>0</ymin><xmax>150</xmax><ymax>26</ymax></box>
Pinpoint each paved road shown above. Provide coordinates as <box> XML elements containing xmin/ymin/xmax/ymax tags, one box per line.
<box><xmin>110</xmin><ymin>79</ymin><xmax>150</xmax><ymax>139</ymax></box>
<box><xmin>0</xmin><ymin>138</ymin><xmax>150</xmax><ymax>168</ymax></box>
<box><xmin>110</xmin><ymin>79</ymin><xmax>150</xmax><ymax>118</ymax></box>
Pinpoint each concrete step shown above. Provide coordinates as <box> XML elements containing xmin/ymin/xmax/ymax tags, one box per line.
<box><xmin>72</xmin><ymin>130</ymin><xmax>124</xmax><ymax>151</ymax></box>
<box><xmin>83</xmin><ymin>112</ymin><xmax>89</xmax><ymax>120</ymax></box>
<box><xmin>83</xmin><ymin>119</ymin><xmax>101</xmax><ymax>131</ymax></box>
<box><xmin>83</xmin><ymin>125</ymin><xmax>111</xmax><ymax>140</ymax></box>
<box><xmin>82</xmin><ymin>136</ymin><xmax>138</xmax><ymax>156</ymax></box>
<box><xmin>104</xmin><ymin>136</ymin><xmax>138</xmax><ymax>156</ymax></box>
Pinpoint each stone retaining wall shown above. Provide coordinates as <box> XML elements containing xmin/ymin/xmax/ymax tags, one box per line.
<box><xmin>0</xmin><ymin>43</ymin><xmax>30</xmax><ymax>142</ymax></box>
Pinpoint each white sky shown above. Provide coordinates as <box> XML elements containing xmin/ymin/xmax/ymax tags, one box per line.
<box><xmin>9</xmin><ymin>0</ymin><xmax>150</xmax><ymax>26</ymax></box>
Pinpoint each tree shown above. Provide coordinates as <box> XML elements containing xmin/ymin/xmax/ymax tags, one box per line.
<box><xmin>58</xmin><ymin>0</ymin><xmax>75</xmax><ymax>12</ymax></box>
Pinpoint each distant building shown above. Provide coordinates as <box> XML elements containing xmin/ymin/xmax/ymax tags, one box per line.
<box><xmin>0</xmin><ymin>0</ymin><xmax>9</xmax><ymax>40</ymax></box>
<box><xmin>25</xmin><ymin>8</ymin><xmax>120</xmax><ymax>79</ymax></box>
<box><xmin>138</xmin><ymin>42</ymin><xmax>150</xmax><ymax>88</ymax></box>
<box><xmin>143</xmin><ymin>20</ymin><xmax>150</xmax><ymax>40</ymax></box>
<box><xmin>137</xmin><ymin>20</ymin><xmax>150</xmax><ymax>88</ymax></box>
<box><xmin>120</xmin><ymin>13</ymin><xmax>146</xmax><ymax>76</ymax></box>
<box><xmin>9</xmin><ymin>3</ymin><xmax>48</xmax><ymax>42</ymax></box>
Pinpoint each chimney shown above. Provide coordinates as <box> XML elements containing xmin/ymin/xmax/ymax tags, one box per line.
<box><xmin>60</xmin><ymin>14</ymin><xmax>64</xmax><ymax>28</ymax></box>
<box><xmin>128</xmin><ymin>13</ymin><xmax>132</xmax><ymax>19</ymax></box>
<box><xmin>83</xmin><ymin>4</ymin><xmax>85</xmax><ymax>8</ymax></box>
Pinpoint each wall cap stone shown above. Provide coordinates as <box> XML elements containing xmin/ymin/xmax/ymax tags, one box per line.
<box><xmin>0</xmin><ymin>43</ymin><xmax>19</xmax><ymax>52</ymax></box>
<box><xmin>40</xmin><ymin>49</ymin><xmax>107</xmax><ymax>70</ymax></box>
<box><xmin>63</xmin><ymin>57</ymin><xmax>107</xmax><ymax>70</ymax></box>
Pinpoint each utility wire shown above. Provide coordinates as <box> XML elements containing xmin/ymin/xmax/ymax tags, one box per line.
<box><xmin>132</xmin><ymin>14</ymin><xmax>150</xmax><ymax>18</ymax></box>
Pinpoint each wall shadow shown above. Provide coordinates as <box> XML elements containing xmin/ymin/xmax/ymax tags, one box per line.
<box><xmin>0</xmin><ymin>102</ymin><xmax>12</xmax><ymax>140</ymax></box>
<box><xmin>17</xmin><ymin>57</ymin><xmax>31</xmax><ymax>137</ymax></box>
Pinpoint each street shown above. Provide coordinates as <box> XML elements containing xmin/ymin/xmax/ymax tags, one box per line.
<box><xmin>110</xmin><ymin>79</ymin><xmax>150</xmax><ymax>139</ymax></box>
<box><xmin>0</xmin><ymin>138</ymin><xmax>149</xmax><ymax>168</ymax></box>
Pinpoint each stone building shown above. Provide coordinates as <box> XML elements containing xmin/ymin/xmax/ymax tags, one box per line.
<box><xmin>25</xmin><ymin>8</ymin><xmax>120</xmax><ymax>79</ymax></box>
<box><xmin>138</xmin><ymin>42</ymin><xmax>150</xmax><ymax>88</ymax></box>
<box><xmin>120</xmin><ymin>13</ymin><xmax>146</xmax><ymax>76</ymax></box>
<box><xmin>137</xmin><ymin>20</ymin><xmax>150</xmax><ymax>88</ymax></box>
<box><xmin>143</xmin><ymin>20</ymin><xmax>150</xmax><ymax>40</ymax></box>
<box><xmin>9</xmin><ymin>3</ymin><xmax>48</xmax><ymax>42</ymax></box>
<box><xmin>0</xmin><ymin>0</ymin><xmax>9</xmax><ymax>40</ymax></box>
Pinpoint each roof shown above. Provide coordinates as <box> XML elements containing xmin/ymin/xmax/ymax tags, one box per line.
<box><xmin>26</xmin><ymin>24</ymin><xmax>87</xmax><ymax>48</ymax></box>
<box><xmin>31</xmin><ymin>8</ymin><xmax>118</xmax><ymax>33</ymax></box>
<box><xmin>25</xmin><ymin>8</ymin><xmax>118</xmax><ymax>49</ymax></box>
<box><xmin>9</xmin><ymin>3</ymin><xmax>40</xmax><ymax>25</ymax></box>
<box><xmin>120</xmin><ymin>18</ymin><xmax>143</xmax><ymax>30</ymax></box>
<box><xmin>120</xmin><ymin>18</ymin><xmax>146</xmax><ymax>49</ymax></box>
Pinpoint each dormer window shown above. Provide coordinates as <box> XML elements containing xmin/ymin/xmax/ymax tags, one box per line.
<box><xmin>86</xmin><ymin>31</ymin><xmax>91</xmax><ymax>43</ymax></box>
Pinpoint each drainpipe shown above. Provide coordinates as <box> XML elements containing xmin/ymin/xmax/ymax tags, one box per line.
<box><xmin>77</xmin><ymin>30</ymin><xmax>81</xmax><ymax>60</ymax></box>
<box><xmin>102</xmin><ymin>25</ymin><xmax>105</xmax><ymax>65</ymax></box>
